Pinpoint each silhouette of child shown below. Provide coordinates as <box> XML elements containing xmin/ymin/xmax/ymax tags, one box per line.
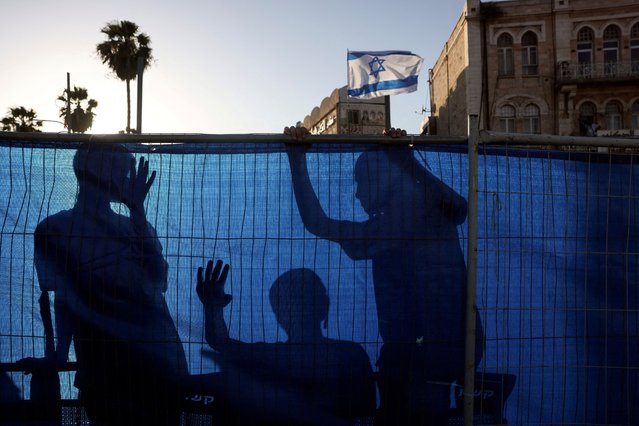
<box><xmin>197</xmin><ymin>260</ymin><xmax>376</xmax><ymax>425</ymax></box>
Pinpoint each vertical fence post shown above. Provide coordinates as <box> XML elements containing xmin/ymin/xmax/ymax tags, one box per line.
<box><xmin>136</xmin><ymin>55</ymin><xmax>144</xmax><ymax>134</ymax></box>
<box><xmin>464</xmin><ymin>114</ymin><xmax>480</xmax><ymax>426</ymax></box>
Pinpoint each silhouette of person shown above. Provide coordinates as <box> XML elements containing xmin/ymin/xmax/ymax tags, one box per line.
<box><xmin>34</xmin><ymin>144</ymin><xmax>188</xmax><ymax>425</ymax></box>
<box><xmin>196</xmin><ymin>259</ymin><xmax>376</xmax><ymax>425</ymax></box>
<box><xmin>284</xmin><ymin>126</ymin><xmax>483</xmax><ymax>424</ymax></box>
<box><xmin>0</xmin><ymin>372</ymin><xmax>20</xmax><ymax>404</ymax></box>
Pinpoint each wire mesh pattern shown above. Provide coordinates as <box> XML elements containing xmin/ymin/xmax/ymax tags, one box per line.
<box><xmin>0</xmin><ymin>137</ymin><xmax>637</xmax><ymax>425</ymax></box>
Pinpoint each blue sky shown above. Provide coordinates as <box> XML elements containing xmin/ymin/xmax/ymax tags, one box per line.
<box><xmin>1</xmin><ymin>0</ymin><xmax>468</xmax><ymax>134</ymax></box>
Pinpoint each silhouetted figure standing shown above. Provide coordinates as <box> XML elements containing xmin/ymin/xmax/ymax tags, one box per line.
<box><xmin>34</xmin><ymin>144</ymin><xmax>187</xmax><ymax>425</ymax></box>
<box><xmin>197</xmin><ymin>260</ymin><xmax>376</xmax><ymax>425</ymax></box>
<box><xmin>285</xmin><ymin>127</ymin><xmax>483</xmax><ymax>424</ymax></box>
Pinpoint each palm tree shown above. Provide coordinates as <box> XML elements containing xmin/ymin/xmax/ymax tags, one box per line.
<box><xmin>96</xmin><ymin>20</ymin><xmax>152</xmax><ymax>133</ymax></box>
<box><xmin>58</xmin><ymin>86</ymin><xmax>98</xmax><ymax>133</ymax></box>
<box><xmin>1</xmin><ymin>107</ymin><xmax>43</xmax><ymax>132</ymax></box>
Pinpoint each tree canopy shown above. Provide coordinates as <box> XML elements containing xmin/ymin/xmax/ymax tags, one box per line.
<box><xmin>58</xmin><ymin>86</ymin><xmax>98</xmax><ymax>133</ymax></box>
<box><xmin>1</xmin><ymin>107</ymin><xmax>43</xmax><ymax>132</ymax></box>
<box><xmin>96</xmin><ymin>20</ymin><xmax>152</xmax><ymax>133</ymax></box>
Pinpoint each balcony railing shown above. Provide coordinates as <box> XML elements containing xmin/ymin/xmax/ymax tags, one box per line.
<box><xmin>556</xmin><ymin>61</ymin><xmax>639</xmax><ymax>83</ymax></box>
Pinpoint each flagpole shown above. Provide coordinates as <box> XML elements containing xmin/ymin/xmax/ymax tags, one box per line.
<box><xmin>384</xmin><ymin>95</ymin><xmax>391</xmax><ymax>129</ymax></box>
<box><xmin>346</xmin><ymin>49</ymin><xmax>351</xmax><ymax>134</ymax></box>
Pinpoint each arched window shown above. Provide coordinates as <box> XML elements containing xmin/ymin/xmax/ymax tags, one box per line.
<box><xmin>523</xmin><ymin>104</ymin><xmax>540</xmax><ymax>134</ymax></box>
<box><xmin>577</xmin><ymin>27</ymin><xmax>594</xmax><ymax>77</ymax></box>
<box><xmin>631</xmin><ymin>23</ymin><xmax>639</xmax><ymax>73</ymax></box>
<box><xmin>497</xmin><ymin>33</ymin><xmax>514</xmax><ymax>76</ymax></box>
<box><xmin>579</xmin><ymin>101</ymin><xmax>597</xmax><ymax>135</ymax></box>
<box><xmin>499</xmin><ymin>105</ymin><xmax>516</xmax><ymax>132</ymax></box>
<box><xmin>605</xmin><ymin>101</ymin><xmax>623</xmax><ymax>130</ymax></box>
<box><xmin>521</xmin><ymin>31</ymin><xmax>538</xmax><ymax>75</ymax></box>
<box><xmin>632</xmin><ymin>100</ymin><xmax>639</xmax><ymax>130</ymax></box>
<box><xmin>603</xmin><ymin>25</ymin><xmax>621</xmax><ymax>75</ymax></box>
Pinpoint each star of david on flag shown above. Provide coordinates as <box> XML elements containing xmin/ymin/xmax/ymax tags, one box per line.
<box><xmin>347</xmin><ymin>50</ymin><xmax>424</xmax><ymax>99</ymax></box>
<box><xmin>368</xmin><ymin>56</ymin><xmax>386</xmax><ymax>78</ymax></box>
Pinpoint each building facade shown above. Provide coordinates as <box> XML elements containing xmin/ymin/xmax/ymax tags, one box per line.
<box><xmin>426</xmin><ymin>0</ymin><xmax>639</xmax><ymax>137</ymax></box>
<box><xmin>301</xmin><ymin>86</ymin><xmax>389</xmax><ymax>135</ymax></box>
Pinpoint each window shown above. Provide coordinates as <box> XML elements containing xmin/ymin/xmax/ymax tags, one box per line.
<box><xmin>631</xmin><ymin>23</ymin><xmax>639</xmax><ymax>73</ymax></box>
<box><xmin>632</xmin><ymin>100</ymin><xmax>639</xmax><ymax>130</ymax></box>
<box><xmin>605</xmin><ymin>101</ymin><xmax>623</xmax><ymax>130</ymax></box>
<box><xmin>603</xmin><ymin>25</ymin><xmax>621</xmax><ymax>75</ymax></box>
<box><xmin>499</xmin><ymin>105</ymin><xmax>516</xmax><ymax>133</ymax></box>
<box><xmin>577</xmin><ymin>27</ymin><xmax>594</xmax><ymax>77</ymax></box>
<box><xmin>521</xmin><ymin>32</ymin><xmax>538</xmax><ymax>76</ymax></box>
<box><xmin>347</xmin><ymin>109</ymin><xmax>360</xmax><ymax>125</ymax></box>
<box><xmin>579</xmin><ymin>101</ymin><xmax>597</xmax><ymax>135</ymax></box>
<box><xmin>523</xmin><ymin>104</ymin><xmax>540</xmax><ymax>134</ymax></box>
<box><xmin>497</xmin><ymin>33</ymin><xmax>514</xmax><ymax>76</ymax></box>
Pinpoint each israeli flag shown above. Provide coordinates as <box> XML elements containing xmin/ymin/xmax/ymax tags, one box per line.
<box><xmin>347</xmin><ymin>50</ymin><xmax>424</xmax><ymax>99</ymax></box>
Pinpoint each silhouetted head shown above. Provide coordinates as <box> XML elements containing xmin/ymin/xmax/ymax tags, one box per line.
<box><xmin>268</xmin><ymin>269</ymin><xmax>329</xmax><ymax>340</ymax></box>
<box><xmin>73</xmin><ymin>143</ymin><xmax>133</xmax><ymax>203</ymax></box>
<box><xmin>354</xmin><ymin>148</ymin><xmax>422</xmax><ymax>216</ymax></box>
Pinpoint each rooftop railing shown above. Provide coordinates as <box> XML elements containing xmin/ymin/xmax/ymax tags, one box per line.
<box><xmin>556</xmin><ymin>60</ymin><xmax>639</xmax><ymax>83</ymax></box>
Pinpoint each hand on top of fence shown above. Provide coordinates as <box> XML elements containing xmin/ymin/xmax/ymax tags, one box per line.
<box><xmin>283</xmin><ymin>125</ymin><xmax>309</xmax><ymax>142</ymax></box>
<box><xmin>382</xmin><ymin>128</ymin><xmax>407</xmax><ymax>138</ymax></box>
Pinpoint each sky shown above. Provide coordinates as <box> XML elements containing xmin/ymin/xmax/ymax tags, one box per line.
<box><xmin>0</xmin><ymin>0</ymin><xmax>469</xmax><ymax>135</ymax></box>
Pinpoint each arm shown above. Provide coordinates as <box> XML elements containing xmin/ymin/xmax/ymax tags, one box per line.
<box><xmin>284</xmin><ymin>127</ymin><xmax>370</xmax><ymax>259</ymax></box>
<box><xmin>286</xmin><ymin>144</ymin><xmax>334</xmax><ymax>238</ymax></box>
<box><xmin>196</xmin><ymin>259</ymin><xmax>240</xmax><ymax>350</ymax></box>
<box><xmin>53</xmin><ymin>297</ymin><xmax>74</xmax><ymax>364</ymax></box>
<box><xmin>123</xmin><ymin>156</ymin><xmax>168</xmax><ymax>287</ymax></box>
<box><xmin>34</xmin><ymin>223</ymin><xmax>73</xmax><ymax>365</ymax></box>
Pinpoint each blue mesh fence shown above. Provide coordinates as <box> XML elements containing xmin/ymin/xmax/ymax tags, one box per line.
<box><xmin>0</xmin><ymin>137</ymin><xmax>637</xmax><ymax>425</ymax></box>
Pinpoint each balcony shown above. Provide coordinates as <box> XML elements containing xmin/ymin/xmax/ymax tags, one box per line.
<box><xmin>556</xmin><ymin>61</ymin><xmax>639</xmax><ymax>83</ymax></box>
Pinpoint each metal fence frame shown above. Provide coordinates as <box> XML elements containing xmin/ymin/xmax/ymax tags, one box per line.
<box><xmin>1</xmin><ymin>123</ymin><xmax>637</xmax><ymax>425</ymax></box>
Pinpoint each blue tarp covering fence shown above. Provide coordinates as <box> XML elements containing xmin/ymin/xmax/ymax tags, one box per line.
<box><xmin>0</xmin><ymin>135</ymin><xmax>637</xmax><ymax>425</ymax></box>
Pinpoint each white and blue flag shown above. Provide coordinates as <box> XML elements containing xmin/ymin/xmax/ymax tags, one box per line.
<box><xmin>347</xmin><ymin>50</ymin><xmax>424</xmax><ymax>99</ymax></box>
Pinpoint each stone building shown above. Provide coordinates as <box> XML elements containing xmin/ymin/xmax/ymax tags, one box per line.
<box><xmin>301</xmin><ymin>86</ymin><xmax>389</xmax><ymax>135</ymax></box>
<box><xmin>425</xmin><ymin>0</ymin><xmax>639</xmax><ymax>137</ymax></box>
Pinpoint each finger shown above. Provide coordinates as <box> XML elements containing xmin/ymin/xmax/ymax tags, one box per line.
<box><xmin>129</xmin><ymin>157</ymin><xmax>137</xmax><ymax>180</ymax></box>
<box><xmin>219</xmin><ymin>263</ymin><xmax>230</xmax><ymax>284</ymax></box>
<box><xmin>196</xmin><ymin>266</ymin><xmax>204</xmax><ymax>296</ymax></box>
<box><xmin>223</xmin><ymin>294</ymin><xmax>232</xmax><ymax>307</ymax></box>
<box><xmin>211</xmin><ymin>259</ymin><xmax>223</xmax><ymax>281</ymax></box>
<box><xmin>143</xmin><ymin>158</ymin><xmax>150</xmax><ymax>177</ymax></box>
<box><xmin>205</xmin><ymin>259</ymin><xmax>214</xmax><ymax>282</ymax></box>
<box><xmin>284</xmin><ymin>126</ymin><xmax>291</xmax><ymax>135</ymax></box>
<box><xmin>137</xmin><ymin>156</ymin><xmax>146</xmax><ymax>179</ymax></box>
<box><xmin>145</xmin><ymin>170</ymin><xmax>157</xmax><ymax>192</ymax></box>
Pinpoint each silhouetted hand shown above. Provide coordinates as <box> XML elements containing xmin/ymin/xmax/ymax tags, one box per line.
<box><xmin>284</xmin><ymin>126</ymin><xmax>311</xmax><ymax>160</ymax></box>
<box><xmin>383</xmin><ymin>127</ymin><xmax>407</xmax><ymax>138</ymax></box>
<box><xmin>284</xmin><ymin>125</ymin><xmax>310</xmax><ymax>142</ymax></box>
<box><xmin>197</xmin><ymin>259</ymin><xmax>231</xmax><ymax>310</ymax></box>
<box><xmin>123</xmin><ymin>156</ymin><xmax>156</xmax><ymax>213</ymax></box>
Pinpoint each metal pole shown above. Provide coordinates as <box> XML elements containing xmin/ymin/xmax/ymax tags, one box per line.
<box><xmin>66</xmin><ymin>72</ymin><xmax>71</xmax><ymax>134</ymax></box>
<box><xmin>464</xmin><ymin>114</ymin><xmax>479</xmax><ymax>426</ymax></box>
<box><xmin>384</xmin><ymin>95</ymin><xmax>391</xmax><ymax>128</ymax></box>
<box><xmin>136</xmin><ymin>55</ymin><xmax>144</xmax><ymax>134</ymax></box>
